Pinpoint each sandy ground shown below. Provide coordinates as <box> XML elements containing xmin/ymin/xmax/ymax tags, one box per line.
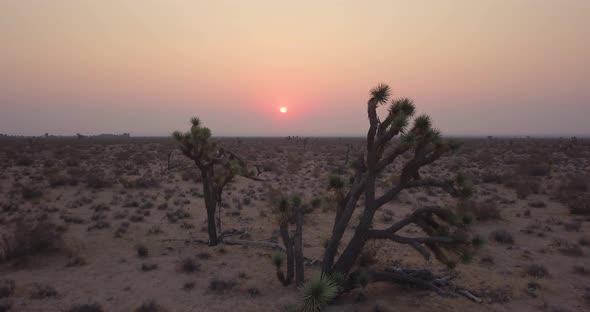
<box><xmin>0</xmin><ymin>137</ymin><xmax>589</xmax><ymax>312</ymax></box>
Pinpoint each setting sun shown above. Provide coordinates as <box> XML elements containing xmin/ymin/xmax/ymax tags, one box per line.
<box><xmin>279</xmin><ymin>107</ymin><xmax>287</xmax><ymax>114</ymax></box>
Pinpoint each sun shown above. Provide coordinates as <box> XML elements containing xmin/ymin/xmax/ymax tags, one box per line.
<box><xmin>279</xmin><ymin>107</ymin><xmax>287</xmax><ymax>113</ymax></box>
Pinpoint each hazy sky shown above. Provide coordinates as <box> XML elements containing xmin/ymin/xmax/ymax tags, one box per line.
<box><xmin>1</xmin><ymin>1</ymin><xmax>589</xmax><ymax>137</ymax></box>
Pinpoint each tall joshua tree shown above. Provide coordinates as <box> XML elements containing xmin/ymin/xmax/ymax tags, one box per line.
<box><xmin>320</xmin><ymin>83</ymin><xmax>472</xmax><ymax>286</ymax></box>
<box><xmin>173</xmin><ymin>117</ymin><xmax>247</xmax><ymax>246</ymax></box>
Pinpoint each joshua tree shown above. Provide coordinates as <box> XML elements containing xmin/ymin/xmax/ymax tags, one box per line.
<box><xmin>272</xmin><ymin>194</ymin><xmax>305</xmax><ymax>286</ymax></box>
<box><xmin>318</xmin><ymin>83</ymin><xmax>473</xmax><ymax>292</ymax></box>
<box><xmin>173</xmin><ymin>117</ymin><xmax>250</xmax><ymax>246</ymax></box>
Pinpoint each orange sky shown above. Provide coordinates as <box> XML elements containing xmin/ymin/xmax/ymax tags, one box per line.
<box><xmin>1</xmin><ymin>1</ymin><xmax>589</xmax><ymax>136</ymax></box>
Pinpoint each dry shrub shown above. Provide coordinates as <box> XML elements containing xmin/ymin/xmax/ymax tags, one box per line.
<box><xmin>517</xmin><ymin>158</ymin><xmax>551</xmax><ymax>177</ymax></box>
<box><xmin>135</xmin><ymin>300</ymin><xmax>168</xmax><ymax>312</ymax></box>
<box><xmin>16</xmin><ymin>156</ymin><xmax>34</xmax><ymax>166</ymax></box>
<box><xmin>555</xmin><ymin>175</ymin><xmax>590</xmax><ymax>215</ymax></box>
<box><xmin>65</xmin><ymin>303</ymin><xmax>104</xmax><ymax>312</ymax></box>
<box><xmin>49</xmin><ymin>173</ymin><xmax>79</xmax><ymax>187</ymax></box>
<box><xmin>21</xmin><ymin>185</ymin><xmax>43</xmax><ymax>200</ymax></box>
<box><xmin>286</xmin><ymin>156</ymin><xmax>303</xmax><ymax>175</ymax></box>
<box><xmin>525</xmin><ymin>264</ymin><xmax>549</xmax><ymax>278</ymax></box>
<box><xmin>504</xmin><ymin>176</ymin><xmax>541</xmax><ymax>199</ymax></box>
<box><xmin>0</xmin><ymin>221</ymin><xmax>64</xmax><ymax>262</ymax></box>
<box><xmin>122</xmin><ymin>174</ymin><xmax>160</xmax><ymax>189</ymax></box>
<box><xmin>181</xmin><ymin>168</ymin><xmax>202</xmax><ymax>183</ymax></box>
<box><xmin>0</xmin><ymin>280</ymin><xmax>15</xmax><ymax>298</ymax></box>
<box><xmin>261</xmin><ymin>160</ymin><xmax>281</xmax><ymax>174</ymax></box>
<box><xmin>491</xmin><ymin>229</ymin><xmax>514</xmax><ymax>244</ymax></box>
<box><xmin>85</xmin><ymin>168</ymin><xmax>113</xmax><ymax>189</ymax></box>
<box><xmin>456</xmin><ymin>200</ymin><xmax>502</xmax><ymax>221</ymax></box>
<box><xmin>567</xmin><ymin>196</ymin><xmax>590</xmax><ymax>215</ymax></box>
<box><xmin>208</xmin><ymin>276</ymin><xmax>236</xmax><ymax>293</ymax></box>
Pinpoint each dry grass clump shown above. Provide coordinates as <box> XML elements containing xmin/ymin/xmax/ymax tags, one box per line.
<box><xmin>30</xmin><ymin>283</ymin><xmax>58</xmax><ymax>299</ymax></box>
<box><xmin>179</xmin><ymin>257</ymin><xmax>200</xmax><ymax>273</ymax></box>
<box><xmin>456</xmin><ymin>200</ymin><xmax>502</xmax><ymax>221</ymax></box>
<box><xmin>0</xmin><ymin>280</ymin><xmax>15</xmax><ymax>298</ymax></box>
<box><xmin>21</xmin><ymin>185</ymin><xmax>43</xmax><ymax>200</ymax></box>
<box><xmin>65</xmin><ymin>303</ymin><xmax>104</xmax><ymax>312</ymax></box>
<box><xmin>491</xmin><ymin>229</ymin><xmax>514</xmax><ymax>244</ymax></box>
<box><xmin>208</xmin><ymin>276</ymin><xmax>237</xmax><ymax>293</ymax></box>
<box><xmin>517</xmin><ymin>158</ymin><xmax>551</xmax><ymax>177</ymax></box>
<box><xmin>85</xmin><ymin>168</ymin><xmax>113</xmax><ymax>189</ymax></box>
<box><xmin>135</xmin><ymin>300</ymin><xmax>168</xmax><ymax>312</ymax></box>
<box><xmin>525</xmin><ymin>264</ymin><xmax>549</xmax><ymax>278</ymax></box>
<box><xmin>554</xmin><ymin>174</ymin><xmax>590</xmax><ymax>215</ymax></box>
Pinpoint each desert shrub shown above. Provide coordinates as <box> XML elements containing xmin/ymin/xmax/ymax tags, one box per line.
<box><xmin>311</xmin><ymin>197</ymin><xmax>322</xmax><ymax>209</ymax></box>
<box><xmin>65</xmin><ymin>303</ymin><xmax>104</xmax><ymax>312</ymax></box>
<box><xmin>135</xmin><ymin>300</ymin><xmax>167</xmax><ymax>312</ymax></box>
<box><xmin>16</xmin><ymin>156</ymin><xmax>34</xmax><ymax>166</ymax></box>
<box><xmin>1</xmin><ymin>221</ymin><xmax>64</xmax><ymax>262</ymax></box>
<box><xmin>491</xmin><ymin>229</ymin><xmax>514</xmax><ymax>244</ymax></box>
<box><xmin>49</xmin><ymin>173</ymin><xmax>78</xmax><ymax>187</ymax></box>
<box><xmin>0</xmin><ymin>280</ymin><xmax>15</xmax><ymax>298</ymax></box>
<box><xmin>85</xmin><ymin>168</ymin><xmax>113</xmax><ymax>189</ymax></box>
<box><xmin>180</xmin><ymin>257</ymin><xmax>200</xmax><ymax>273</ymax></box>
<box><xmin>208</xmin><ymin>276</ymin><xmax>236</xmax><ymax>293</ymax></box>
<box><xmin>525</xmin><ymin>264</ymin><xmax>549</xmax><ymax>278</ymax></box>
<box><xmin>558</xmin><ymin>242</ymin><xmax>584</xmax><ymax>257</ymax></box>
<box><xmin>514</xmin><ymin>178</ymin><xmax>541</xmax><ymax>199</ymax></box>
<box><xmin>30</xmin><ymin>283</ymin><xmax>57</xmax><ymax>299</ymax></box>
<box><xmin>123</xmin><ymin>175</ymin><xmax>160</xmax><ymax>189</ymax></box>
<box><xmin>141</xmin><ymin>263</ymin><xmax>158</xmax><ymax>272</ymax></box>
<box><xmin>562</xmin><ymin>174</ymin><xmax>588</xmax><ymax>193</ymax></box>
<box><xmin>567</xmin><ymin>195</ymin><xmax>590</xmax><ymax>215</ymax></box>
<box><xmin>528</xmin><ymin>201</ymin><xmax>546</xmax><ymax>208</ymax></box>
<box><xmin>136</xmin><ymin>244</ymin><xmax>149</xmax><ymax>258</ymax></box>
<box><xmin>456</xmin><ymin>200</ymin><xmax>501</xmax><ymax>221</ymax></box>
<box><xmin>21</xmin><ymin>185</ymin><xmax>43</xmax><ymax>199</ymax></box>
<box><xmin>286</xmin><ymin>156</ymin><xmax>303</xmax><ymax>174</ymax></box>
<box><xmin>518</xmin><ymin>159</ymin><xmax>551</xmax><ymax>177</ymax></box>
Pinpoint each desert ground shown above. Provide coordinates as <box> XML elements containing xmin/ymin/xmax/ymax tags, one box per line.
<box><xmin>0</xmin><ymin>136</ymin><xmax>588</xmax><ymax>312</ymax></box>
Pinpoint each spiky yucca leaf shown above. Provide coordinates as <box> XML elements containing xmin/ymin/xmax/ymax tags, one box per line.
<box><xmin>291</xmin><ymin>194</ymin><xmax>302</xmax><ymax>208</ymax></box>
<box><xmin>369</xmin><ymin>83</ymin><xmax>391</xmax><ymax>105</ymax></box>
<box><xmin>272</xmin><ymin>251</ymin><xmax>285</xmax><ymax>269</ymax></box>
<box><xmin>391</xmin><ymin>114</ymin><xmax>409</xmax><ymax>132</ymax></box>
<box><xmin>190</xmin><ymin>117</ymin><xmax>201</xmax><ymax>127</ymax></box>
<box><xmin>414</xmin><ymin>114</ymin><xmax>432</xmax><ymax>130</ymax></box>
<box><xmin>390</xmin><ymin>98</ymin><xmax>415</xmax><ymax>116</ymax></box>
<box><xmin>401</xmin><ymin>133</ymin><xmax>417</xmax><ymax>146</ymax></box>
<box><xmin>328</xmin><ymin>272</ymin><xmax>347</xmax><ymax>290</ymax></box>
<box><xmin>300</xmin><ymin>274</ymin><xmax>338</xmax><ymax>312</ymax></box>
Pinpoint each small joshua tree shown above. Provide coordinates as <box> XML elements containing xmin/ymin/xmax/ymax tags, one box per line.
<box><xmin>272</xmin><ymin>194</ymin><xmax>305</xmax><ymax>286</ymax></box>
<box><xmin>173</xmin><ymin>117</ymin><xmax>248</xmax><ymax>246</ymax></box>
<box><xmin>317</xmin><ymin>83</ymin><xmax>473</xmax><ymax>295</ymax></box>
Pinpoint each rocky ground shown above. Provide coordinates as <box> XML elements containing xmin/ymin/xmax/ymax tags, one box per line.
<box><xmin>0</xmin><ymin>136</ymin><xmax>589</xmax><ymax>312</ymax></box>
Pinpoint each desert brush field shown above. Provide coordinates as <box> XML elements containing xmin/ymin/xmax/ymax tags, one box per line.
<box><xmin>0</xmin><ymin>135</ymin><xmax>589</xmax><ymax>312</ymax></box>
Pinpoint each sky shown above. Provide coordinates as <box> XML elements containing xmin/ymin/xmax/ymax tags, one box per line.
<box><xmin>1</xmin><ymin>1</ymin><xmax>589</xmax><ymax>137</ymax></box>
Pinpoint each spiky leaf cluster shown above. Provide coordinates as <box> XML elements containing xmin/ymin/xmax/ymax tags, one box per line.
<box><xmin>272</xmin><ymin>251</ymin><xmax>286</xmax><ymax>269</ymax></box>
<box><xmin>300</xmin><ymin>274</ymin><xmax>339</xmax><ymax>312</ymax></box>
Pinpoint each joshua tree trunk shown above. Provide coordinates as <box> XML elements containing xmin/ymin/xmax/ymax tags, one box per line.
<box><xmin>277</xmin><ymin>223</ymin><xmax>294</xmax><ymax>286</ymax></box>
<box><xmin>294</xmin><ymin>205</ymin><xmax>304</xmax><ymax>285</ymax></box>
<box><xmin>201</xmin><ymin>169</ymin><xmax>219</xmax><ymax>246</ymax></box>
